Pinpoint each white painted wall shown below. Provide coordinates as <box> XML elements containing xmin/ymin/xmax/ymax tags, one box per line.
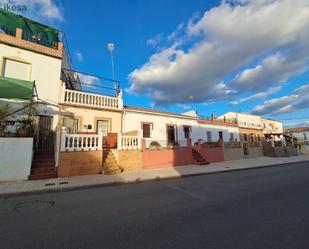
<box><xmin>0</xmin><ymin>43</ymin><xmax>62</xmax><ymax>128</ymax></box>
<box><xmin>0</xmin><ymin>138</ymin><xmax>33</xmax><ymax>181</ymax></box>
<box><xmin>123</xmin><ymin>110</ymin><xmax>240</xmax><ymax>143</ymax></box>
<box><xmin>261</xmin><ymin>118</ymin><xmax>283</xmax><ymax>134</ymax></box>
<box><xmin>220</xmin><ymin>112</ymin><xmax>262</xmax><ymax>129</ymax></box>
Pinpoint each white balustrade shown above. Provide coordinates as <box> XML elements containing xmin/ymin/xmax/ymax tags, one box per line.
<box><xmin>118</xmin><ymin>133</ymin><xmax>141</xmax><ymax>150</ymax></box>
<box><xmin>60</xmin><ymin>130</ymin><xmax>103</xmax><ymax>152</ymax></box>
<box><xmin>61</xmin><ymin>86</ymin><xmax>123</xmax><ymax>110</ymax></box>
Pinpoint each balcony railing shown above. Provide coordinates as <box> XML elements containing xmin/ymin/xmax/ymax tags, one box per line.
<box><xmin>118</xmin><ymin>134</ymin><xmax>141</xmax><ymax>150</ymax></box>
<box><xmin>60</xmin><ymin>132</ymin><xmax>103</xmax><ymax>152</ymax></box>
<box><xmin>62</xmin><ymin>88</ymin><xmax>122</xmax><ymax>110</ymax></box>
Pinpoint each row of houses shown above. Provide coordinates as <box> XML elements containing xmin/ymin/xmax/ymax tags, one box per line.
<box><xmin>0</xmin><ymin>9</ymin><xmax>298</xmax><ymax>182</ymax></box>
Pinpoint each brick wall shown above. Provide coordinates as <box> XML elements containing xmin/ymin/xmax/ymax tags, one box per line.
<box><xmin>0</xmin><ymin>28</ymin><xmax>63</xmax><ymax>58</ymax></box>
<box><xmin>106</xmin><ymin>133</ymin><xmax>118</xmax><ymax>148</ymax></box>
<box><xmin>58</xmin><ymin>151</ymin><xmax>103</xmax><ymax>177</ymax></box>
<box><xmin>118</xmin><ymin>150</ymin><xmax>142</xmax><ymax>171</ymax></box>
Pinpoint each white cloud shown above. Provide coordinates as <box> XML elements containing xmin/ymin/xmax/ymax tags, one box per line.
<box><xmin>75</xmin><ymin>50</ymin><xmax>83</xmax><ymax>63</ymax></box>
<box><xmin>229</xmin><ymin>86</ymin><xmax>282</xmax><ymax>106</ymax></box>
<box><xmin>128</xmin><ymin>0</ymin><xmax>309</xmax><ymax>105</ymax></box>
<box><xmin>251</xmin><ymin>84</ymin><xmax>309</xmax><ymax>115</ymax></box>
<box><xmin>77</xmin><ymin>74</ymin><xmax>99</xmax><ymax>86</ymax></box>
<box><xmin>0</xmin><ymin>0</ymin><xmax>64</xmax><ymax>22</ymax></box>
<box><xmin>178</xmin><ymin>104</ymin><xmax>192</xmax><ymax>110</ymax></box>
<box><xmin>230</xmin><ymin>53</ymin><xmax>308</xmax><ymax>92</ymax></box>
<box><xmin>146</xmin><ymin>33</ymin><xmax>163</xmax><ymax>47</ymax></box>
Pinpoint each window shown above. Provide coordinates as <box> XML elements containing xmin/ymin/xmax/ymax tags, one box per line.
<box><xmin>218</xmin><ymin>131</ymin><xmax>223</xmax><ymax>140</ymax></box>
<box><xmin>229</xmin><ymin>133</ymin><xmax>235</xmax><ymax>141</ymax></box>
<box><xmin>183</xmin><ymin>126</ymin><xmax>191</xmax><ymax>139</ymax></box>
<box><xmin>63</xmin><ymin>118</ymin><xmax>79</xmax><ymax>134</ymax></box>
<box><xmin>142</xmin><ymin>123</ymin><xmax>151</xmax><ymax>138</ymax></box>
<box><xmin>250</xmin><ymin>133</ymin><xmax>255</xmax><ymax>142</ymax></box>
<box><xmin>207</xmin><ymin>131</ymin><xmax>212</xmax><ymax>141</ymax></box>
<box><xmin>97</xmin><ymin>120</ymin><xmax>109</xmax><ymax>136</ymax></box>
<box><xmin>4</xmin><ymin>59</ymin><xmax>30</xmax><ymax>80</ymax></box>
<box><xmin>304</xmin><ymin>133</ymin><xmax>308</xmax><ymax>140</ymax></box>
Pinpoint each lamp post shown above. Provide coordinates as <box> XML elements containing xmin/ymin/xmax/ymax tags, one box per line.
<box><xmin>107</xmin><ymin>43</ymin><xmax>116</xmax><ymax>89</ymax></box>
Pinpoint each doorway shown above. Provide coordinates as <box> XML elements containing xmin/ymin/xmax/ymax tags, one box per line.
<box><xmin>96</xmin><ymin>120</ymin><xmax>109</xmax><ymax>136</ymax></box>
<box><xmin>167</xmin><ymin>125</ymin><xmax>176</xmax><ymax>144</ymax></box>
<box><xmin>36</xmin><ymin>116</ymin><xmax>54</xmax><ymax>152</ymax></box>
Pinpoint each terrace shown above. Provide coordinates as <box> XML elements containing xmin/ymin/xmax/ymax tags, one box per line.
<box><xmin>60</xmin><ymin>69</ymin><xmax>123</xmax><ymax>111</ymax></box>
<box><xmin>0</xmin><ymin>9</ymin><xmax>64</xmax><ymax>58</ymax></box>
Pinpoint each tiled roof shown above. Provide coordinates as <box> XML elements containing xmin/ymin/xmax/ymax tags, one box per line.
<box><xmin>124</xmin><ymin>106</ymin><xmax>194</xmax><ymax>118</ymax></box>
<box><xmin>285</xmin><ymin>127</ymin><xmax>309</xmax><ymax>133</ymax></box>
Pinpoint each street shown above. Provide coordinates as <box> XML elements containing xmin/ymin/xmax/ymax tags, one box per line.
<box><xmin>1</xmin><ymin>161</ymin><xmax>309</xmax><ymax>249</ymax></box>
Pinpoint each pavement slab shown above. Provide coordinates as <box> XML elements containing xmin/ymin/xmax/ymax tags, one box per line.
<box><xmin>0</xmin><ymin>156</ymin><xmax>308</xmax><ymax>198</ymax></box>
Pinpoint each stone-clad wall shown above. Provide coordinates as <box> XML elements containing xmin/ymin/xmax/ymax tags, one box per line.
<box><xmin>118</xmin><ymin>150</ymin><xmax>142</xmax><ymax>171</ymax></box>
<box><xmin>58</xmin><ymin>151</ymin><xmax>102</xmax><ymax>177</ymax></box>
<box><xmin>224</xmin><ymin>148</ymin><xmax>244</xmax><ymax>161</ymax></box>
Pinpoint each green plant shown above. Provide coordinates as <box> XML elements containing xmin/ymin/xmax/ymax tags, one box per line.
<box><xmin>0</xmin><ymin>104</ymin><xmax>11</xmax><ymax>119</ymax></box>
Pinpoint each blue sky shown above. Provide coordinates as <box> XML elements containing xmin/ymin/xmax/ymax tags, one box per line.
<box><xmin>2</xmin><ymin>0</ymin><xmax>309</xmax><ymax>127</ymax></box>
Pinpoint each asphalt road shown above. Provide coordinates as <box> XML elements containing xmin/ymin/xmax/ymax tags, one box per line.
<box><xmin>1</xmin><ymin>161</ymin><xmax>309</xmax><ymax>249</ymax></box>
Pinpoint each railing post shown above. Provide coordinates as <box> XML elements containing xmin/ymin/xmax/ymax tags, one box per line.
<box><xmin>98</xmin><ymin>130</ymin><xmax>103</xmax><ymax>150</ymax></box>
<box><xmin>141</xmin><ymin>139</ymin><xmax>146</xmax><ymax>152</ymax></box>
<box><xmin>117</xmin><ymin>132</ymin><xmax>122</xmax><ymax>150</ymax></box>
<box><xmin>187</xmin><ymin>138</ymin><xmax>192</xmax><ymax>149</ymax></box>
<box><xmin>118</xmin><ymin>90</ymin><xmax>123</xmax><ymax>109</ymax></box>
<box><xmin>60</xmin><ymin>127</ymin><xmax>67</xmax><ymax>151</ymax></box>
<box><xmin>55</xmin><ymin>130</ymin><xmax>61</xmax><ymax>166</ymax></box>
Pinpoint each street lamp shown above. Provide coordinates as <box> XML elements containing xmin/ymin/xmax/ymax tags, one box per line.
<box><xmin>107</xmin><ymin>43</ymin><xmax>116</xmax><ymax>89</ymax></box>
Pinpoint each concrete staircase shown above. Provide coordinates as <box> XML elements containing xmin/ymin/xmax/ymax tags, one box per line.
<box><xmin>102</xmin><ymin>149</ymin><xmax>123</xmax><ymax>174</ymax></box>
<box><xmin>192</xmin><ymin>149</ymin><xmax>209</xmax><ymax>165</ymax></box>
<box><xmin>28</xmin><ymin>152</ymin><xmax>57</xmax><ymax>180</ymax></box>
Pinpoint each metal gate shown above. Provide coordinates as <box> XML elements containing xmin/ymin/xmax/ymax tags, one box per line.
<box><xmin>36</xmin><ymin>116</ymin><xmax>54</xmax><ymax>152</ymax></box>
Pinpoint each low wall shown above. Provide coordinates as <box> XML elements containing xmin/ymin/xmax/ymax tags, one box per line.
<box><xmin>118</xmin><ymin>150</ymin><xmax>142</xmax><ymax>171</ymax></box>
<box><xmin>248</xmin><ymin>147</ymin><xmax>264</xmax><ymax>158</ymax></box>
<box><xmin>0</xmin><ymin>138</ymin><xmax>33</xmax><ymax>181</ymax></box>
<box><xmin>194</xmin><ymin>141</ymin><xmax>224</xmax><ymax>163</ymax></box>
<box><xmin>58</xmin><ymin>151</ymin><xmax>102</xmax><ymax>177</ymax></box>
<box><xmin>142</xmin><ymin>148</ymin><xmax>194</xmax><ymax>169</ymax></box>
<box><xmin>286</xmin><ymin>146</ymin><xmax>296</xmax><ymax>156</ymax></box>
<box><xmin>224</xmin><ymin>148</ymin><xmax>244</xmax><ymax>161</ymax></box>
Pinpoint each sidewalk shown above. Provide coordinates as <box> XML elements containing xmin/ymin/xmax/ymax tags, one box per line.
<box><xmin>1</xmin><ymin>156</ymin><xmax>308</xmax><ymax>198</ymax></box>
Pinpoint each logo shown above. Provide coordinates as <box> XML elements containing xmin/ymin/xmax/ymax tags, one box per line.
<box><xmin>2</xmin><ymin>3</ymin><xmax>27</xmax><ymax>12</ymax></box>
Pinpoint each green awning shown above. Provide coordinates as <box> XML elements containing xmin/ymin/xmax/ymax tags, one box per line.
<box><xmin>0</xmin><ymin>76</ymin><xmax>34</xmax><ymax>99</ymax></box>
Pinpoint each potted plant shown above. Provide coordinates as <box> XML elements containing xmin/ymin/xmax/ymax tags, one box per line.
<box><xmin>17</xmin><ymin>119</ymin><xmax>34</xmax><ymax>137</ymax></box>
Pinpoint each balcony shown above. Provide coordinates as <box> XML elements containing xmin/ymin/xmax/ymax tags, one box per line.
<box><xmin>60</xmin><ymin>69</ymin><xmax>123</xmax><ymax>111</ymax></box>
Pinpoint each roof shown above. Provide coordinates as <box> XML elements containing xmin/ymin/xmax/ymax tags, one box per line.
<box><xmin>125</xmin><ymin>106</ymin><xmax>238</xmax><ymax>127</ymax></box>
<box><xmin>198</xmin><ymin>118</ymin><xmax>238</xmax><ymax>127</ymax></box>
<box><xmin>285</xmin><ymin>127</ymin><xmax>309</xmax><ymax>133</ymax></box>
<box><xmin>124</xmin><ymin>106</ymin><xmax>195</xmax><ymax>119</ymax></box>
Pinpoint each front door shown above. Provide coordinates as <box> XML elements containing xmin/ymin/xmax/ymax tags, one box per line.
<box><xmin>167</xmin><ymin>125</ymin><xmax>176</xmax><ymax>144</ymax></box>
<box><xmin>243</xmin><ymin>143</ymin><xmax>249</xmax><ymax>156</ymax></box>
<box><xmin>36</xmin><ymin>116</ymin><xmax>54</xmax><ymax>152</ymax></box>
<box><xmin>97</xmin><ymin>120</ymin><xmax>109</xmax><ymax>136</ymax></box>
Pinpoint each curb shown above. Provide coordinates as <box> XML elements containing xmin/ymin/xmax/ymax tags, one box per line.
<box><xmin>1</xmin><ymin>160</ymin><xmax>309</xmax><ymax>199</ymax></box>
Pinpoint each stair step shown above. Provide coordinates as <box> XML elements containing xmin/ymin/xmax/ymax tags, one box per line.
<box><xmin>104</xmin><ymin>169</ymin><xmax>122</xmax><ymax>175</ymax></box>
<box><xmin>28</xmin><ymin>172</ymin><xmax>57</xmax><ymax>180</ymax></box>
<box><xmin>31</xmin><ymin>167</ymin><xmax>56</xmax><ymax>174</ymax></box>
<box><xmin>32</xmin><ymin>162</ymin><xmax>55</xmax><ymax>168</ymax></box>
